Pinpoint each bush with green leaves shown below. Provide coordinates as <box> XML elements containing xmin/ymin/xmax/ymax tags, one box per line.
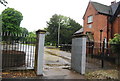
<box><xmin>25</xmin><ymin>32</ymin><xmax>36</xmax><ymax>44</ymax></box>
<box><xmin>109</xmin><ymin>34</ymin><xmax>120</xmax><ymax>55</ymax></box>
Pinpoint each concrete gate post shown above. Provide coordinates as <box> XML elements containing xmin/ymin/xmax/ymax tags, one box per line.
<box><xmin>71</xmin><ymin>34</ymin><xmax>87</xmax><ymax>74</ymax></box>
<box><xmin>35</xmin><ymin>29</ymin><xmax>46</xmax><ymax>75</ymax></box>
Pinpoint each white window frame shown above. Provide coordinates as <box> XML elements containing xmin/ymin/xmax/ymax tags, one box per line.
<box><xmin>88</xmin><ymin>24</ymin><xmax>92</xmax><ymax>28</ymax></box>
<box><xmin>104</xmin><ymin>37</ymin><xmax>107</xmax><ymax>48</ymax></box>
<box><xmin>88</xmin><ymin>15</ymin><xmax>93</xmax><ymax>23</ymax></box>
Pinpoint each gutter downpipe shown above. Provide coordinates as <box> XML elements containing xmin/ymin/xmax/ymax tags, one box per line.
<box><xmin>107</xmin><ymin>16</ymin><xmax>109</xmax><ymax>55</ymax></box>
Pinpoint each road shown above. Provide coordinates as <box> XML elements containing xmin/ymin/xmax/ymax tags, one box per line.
<box><xmin>44</xmin><ymin>47</ymin><xmax>71</xmax><ymax>69</ymax></box>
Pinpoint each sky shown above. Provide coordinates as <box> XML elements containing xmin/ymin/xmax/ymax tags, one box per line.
<box><xmin>0</xmin><ymin>0</ymin><xmax>119</xmax><ymax>32</ymax></box>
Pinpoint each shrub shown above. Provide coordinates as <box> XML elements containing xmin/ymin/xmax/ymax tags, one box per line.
<box><xmin>109</xmin><ymin>34</ymin><xmax>120</xmax><ymax>55</ymax></box>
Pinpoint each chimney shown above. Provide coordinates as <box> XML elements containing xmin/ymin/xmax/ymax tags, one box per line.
<box><xmin>111</xmin><ymin>1</ymin><xmax>116</xmax><ymax>5</ymax></box>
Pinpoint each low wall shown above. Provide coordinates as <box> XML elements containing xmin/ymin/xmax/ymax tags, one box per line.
<box><xmin>2</xmin><ymin>50</ymin><xmax>26</xmax><ymax>68</ymax></box>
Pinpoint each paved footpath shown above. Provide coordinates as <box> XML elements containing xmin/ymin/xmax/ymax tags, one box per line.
<box><xmin>43</xmin><ymin>47</ymin><xmax>85</xmax><ymax>79</ymax></box>
<box><xmin>44</xmin><ymin>47</ymin><xmax>102</xmax><ymax>71</ymax></box>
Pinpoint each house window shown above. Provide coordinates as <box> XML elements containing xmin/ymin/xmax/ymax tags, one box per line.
<box><xmin>88</xmin><ymin>16</ymin><xmax>93</xmax><ymax>23</ymax></box>
<box><xmin>88</xmin><ymin>24</ymin><xmax>92</xmax><ymax>28</ymax></box>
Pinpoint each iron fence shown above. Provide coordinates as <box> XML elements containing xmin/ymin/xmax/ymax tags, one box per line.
<box><xmin>1</xmin><ymin>32</ymin><xmax>36</xmax><ymax>70</ymax></box>
<box><xmin>86</xmin><ymin>41</ymin><xmax>119</xmax><ymax>70</ymax></box>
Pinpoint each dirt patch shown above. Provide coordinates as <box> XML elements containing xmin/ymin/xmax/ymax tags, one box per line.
<box><xmin>2</xmin><ymin>70</ymin><xmax>36</xmax><ymax>78</ymax></box>
<box><xmin>85</xmin><ymin>69</ymin><xmax>119</xmax><ymax>79</ymax></box>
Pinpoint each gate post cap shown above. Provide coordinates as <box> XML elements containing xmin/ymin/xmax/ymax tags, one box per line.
<box><xmin>72</xmin><ymin>34</ymin><xmax>87</xmax><ymax>38</ymax></box>
<box><xmin>36</xmin><ymin>29</ymin><xmax>46</xmax><ymax>34</ymax></box>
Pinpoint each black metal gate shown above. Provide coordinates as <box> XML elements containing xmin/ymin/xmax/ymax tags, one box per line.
<box><xmin>1</xmin><ymin>32</ymin><xmax>36</xmax><ymax>70</ymax></box>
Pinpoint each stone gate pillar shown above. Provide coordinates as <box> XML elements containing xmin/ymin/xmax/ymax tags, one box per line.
<box><xmin>71</xmin><ymin>34</ymin><xmax>87</xmax><ymax>74</ymax></box>
<box><xmin>35</xmin><ymin>29</ymin><xmax>46</xmax><ymax>76</ymax></box>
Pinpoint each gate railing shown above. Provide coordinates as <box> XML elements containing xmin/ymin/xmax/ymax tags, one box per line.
<box><xmin>1</xmin><ymin>32</ymin><xmax>36</xmax><ymax>70</ymax></box>
<box><xmin>86</xmin><ymin>41</ymin><xmax>119</xmax><ymax>68</ymax></box>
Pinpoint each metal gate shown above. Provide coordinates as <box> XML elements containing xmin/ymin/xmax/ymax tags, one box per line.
<box><xmin>1</xmin><ymin>32</ymin><xmax>36</xmax><ymax>70</ymax></box>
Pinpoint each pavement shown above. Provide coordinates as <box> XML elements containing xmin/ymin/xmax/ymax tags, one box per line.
<box><xmin>43</xmin><ymin>47</ymin><xmax>85</xmax><ymax>79</ymax></box>
<box><xmin>44</xmin><ymin>47</ymin><xmax>71</xmax><ymax>68</ymax></box>
<box><xmin>42</xmin><ymin>47</ymin><xmax>105</xmax><ymax>79</ymax></box>
<box><xmin>43</xmin><ymin>68</ymin><xmax>85</xmax><ymax>79</ymax></box>
<box><xmin>44</xmin><ymin>47</ymin><xmax>101</xmax><ymax>71</ymax></box>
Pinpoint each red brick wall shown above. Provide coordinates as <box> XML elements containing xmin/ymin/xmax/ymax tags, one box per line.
<box><xmin>83</xmin><ymin>2</ymin><xmax>108</xmax><ymax>42</ymax></box>
<box><xmin>118</xmin><ymin>14</ymin><xmax>120</xmax><ymax>34</ymax></box>
<box><xmin>112</xmin><ymin>13</ymin><xmax>120</xmax><ymax>37</ymax></box>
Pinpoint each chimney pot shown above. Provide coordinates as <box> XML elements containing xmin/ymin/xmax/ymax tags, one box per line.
<box><xmin>111</xmin><ymin>1</ymin><xmax>116</xmax><ymax>5</ymax></box>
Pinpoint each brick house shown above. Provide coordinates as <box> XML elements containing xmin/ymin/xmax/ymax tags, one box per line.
<box><xmin>76</xmin><ymin>1</ymin><xmax>120</xmax><ymax>44</ymax></box>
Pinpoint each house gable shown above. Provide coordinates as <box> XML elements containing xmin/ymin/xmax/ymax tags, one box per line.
<box><xmin>82</xmin><ymin>1</ymin><xmax>120</xmax><ymax>42</ymax></box>
<box><xmin>83</xmin><ymin>1</ymin><xmax>108</xmax><ymax>42</ymax></box>
<box><xmin>110</xmin><ymin>2</ymin><xmax>120</xmax><ymax>23</ymax></box>
<box><xmin>83</xmin><ymin>1</ymin><xmax>98</xmax><ymax>20</ymax></box>
<box><xmin>83</xmin><ymin>1</ymin><xmax>112</xmax><ymax>20</ymax></box>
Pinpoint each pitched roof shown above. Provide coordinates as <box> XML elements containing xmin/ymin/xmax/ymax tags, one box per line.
<box><xmin>91</xmin><ymin>1</ymin><xmax>112</xmax><ymax>15</ymax></box>
<box><xmin>110</xmin><ymin>2</ymin><xmax>120</xmax><ymax>22</ymax></box>
<box><xmin>111</xmin><ymin>2</ymin><xmax>120</xmax><ymax>15</ymax></box>
<box><xmin>74</xmin><ymin>28</ymin><xmax>83</xmax><ymax>35</ymax></box>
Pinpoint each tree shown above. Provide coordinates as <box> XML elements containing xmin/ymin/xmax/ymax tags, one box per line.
<box><xmin>2</xmin><ymin>8</ymin><xmax>23</xmax><ymax>34</ymax></box>
<box><xmin>45</xmin><ymin>14</ymin><xmax>82</xmax><ymax>46</ymax></box>
<box><xmin>20</xmin><ymin>27</ymin><xmax>29</xmax><ymax>35</ymax></box>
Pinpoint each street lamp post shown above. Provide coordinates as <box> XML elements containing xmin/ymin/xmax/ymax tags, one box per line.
<box><xmin>58</xmin><ymin>19</ymin><xmax>61</xmax><ymax>47</ymax></box>
<box><xmin>57</xmin><ymin>19</ymin><xmax>64</xmax><ymax>47</ymax></box>
<box><xmin>100</xmin><ymin>29</ymin><xmax>103</xmax><ymax>53</ymax></box>
<box><xmin>100</xmin><ymin>29</ymin><xmax>104</xmax><ymax>68</ymax></box>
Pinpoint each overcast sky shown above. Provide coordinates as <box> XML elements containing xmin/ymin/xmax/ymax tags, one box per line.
<box><xmin>0</xmin><ymin>0</ymin><xmax>119</xmax><ymax>32</ymax></box>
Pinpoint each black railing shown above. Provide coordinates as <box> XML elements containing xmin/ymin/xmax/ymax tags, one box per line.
<box><xmin>86</xmin><ymin>41</ymin><xmax>119</xmax><ymax>67</ymax></box>
<box><xmin>1</xmin><ymin>32</ymin><xmax>36</xmax><ymax>70</ymax></box>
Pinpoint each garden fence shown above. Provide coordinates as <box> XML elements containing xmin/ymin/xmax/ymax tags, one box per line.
<box><xmin>1</xmin><ymin>32</ymin><xmax>36</xmax><ymax>70</ymax></box>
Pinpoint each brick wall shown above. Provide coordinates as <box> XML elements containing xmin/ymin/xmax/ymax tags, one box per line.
<box><xmin>118</xmin><ymin>14</ymin><xmax>120</xmax><ymax>34</ymax></box>
<box><xmin>112</xmin><ymin>13</ymin><xmax>120</xmax><ymax>36</ymax></box>
<box><xmin>111</xmin><ymin>14</ymin><xmax>120</xmax><ymax>38</ymax></box>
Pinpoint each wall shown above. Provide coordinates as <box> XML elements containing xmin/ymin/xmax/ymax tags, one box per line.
<box><xmin>112</xmin><ymin>13</ymin><xmax>120</xmax><ymax>37</ymax></box>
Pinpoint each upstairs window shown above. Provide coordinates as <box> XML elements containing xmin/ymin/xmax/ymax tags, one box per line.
<box><xmin>88</xmin><ymin>16</ymin><xmax>93</xmax><ymax>23</ymax></box>
<box><xmin>88</xmin><ymin>24</ymin><xmax>92</xmax><ymax>28</ymax></box>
